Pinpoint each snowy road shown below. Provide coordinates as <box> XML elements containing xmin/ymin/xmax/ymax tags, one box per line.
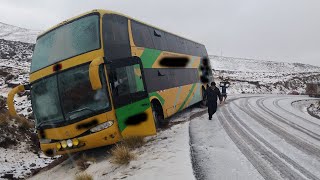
<box><xmin>190</xmin><ymin>95</ymin><xmax>320</xmax><ymax>180</ymax></box>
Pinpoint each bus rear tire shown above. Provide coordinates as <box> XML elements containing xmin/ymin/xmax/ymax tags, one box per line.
<box><xmin>151</xmin><ymin>100</ymin><xmax>167</xmax><ymax>129</ymax></box>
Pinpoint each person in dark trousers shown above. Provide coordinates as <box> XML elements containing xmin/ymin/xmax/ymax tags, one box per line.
<box><xmin>221</xmin><ymin>85</ymin><xmax>227</xmax><ymax>102</ymax></box>
<box><xmin>206</xmin><ymin>82</ymin><xmax>222</xmax><ymax>120</ymax></box>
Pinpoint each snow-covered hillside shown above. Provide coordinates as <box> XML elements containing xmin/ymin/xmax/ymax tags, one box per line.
<box><xmin>210</xmin><ymin>55</ymin><xmax>320</xmax><ymax>94</ymax></box>
<box><xmin>0</xmin><ymin>22</ymin><xmax>40</xmax><ymax>44</ymax></box>
<box><xmin>211</xmin><ymin>55</ymin><xmax>320</xmax><ymax>73</ymax></box>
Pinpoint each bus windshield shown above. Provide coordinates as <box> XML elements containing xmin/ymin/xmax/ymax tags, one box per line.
<box><xmin>31</xmin><ymin>14</ymin><xmax>100</xmax><ymax>72</ymax></box>
<box><xmin>31</xmin><ymin>64</ymin><xmax>110</xmax><ymax>127</ymax></box>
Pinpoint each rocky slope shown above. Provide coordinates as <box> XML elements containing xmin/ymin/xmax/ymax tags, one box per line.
<box><xmin>210</xmin><ymin>55</ymin><xmax>320</xmax><ymax>94</ymax></box>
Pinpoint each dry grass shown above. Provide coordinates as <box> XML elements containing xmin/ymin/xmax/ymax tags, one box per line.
<box><xmin>16</xmin><ymin>116</ymin><xmax>33</xmax><ymax>130</ymax></box>
<box><xmin>75</xmin><ymin>172</ymin><xmax>93</xmax><ymax>180</ymax></box>
<box><xmin>111</xmin><ymin>144</ymin><xmax>135</xmax><ymax>165</ymax></box>
<box><xmin>76</xmin><ymin>154</ymin><xmax>96</xmax><ymax>171</ymax></box>
<box><xmin>122</xmin><ymin>136</ymin><xmax>145</xmax><ymax>149</ymax></box>
<box><xmin>0</xmin><ymin>112</ymin><xmax>9</xmax><ymax>127</ymax></box>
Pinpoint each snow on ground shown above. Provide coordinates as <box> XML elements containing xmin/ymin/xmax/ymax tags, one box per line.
<box><xmin>291</xmin><ymin>99</ymin><xmax>319</xmax><ymax>114</ymax></box>
<box><xmin>306</xmin><ymin>100</ymin><xmax>320</xmax><ymax>118</ymax></box>
<box><xmin>190</xmin><ymin>95</ymin><xmax>320</xmax><ymax>180</ymax></box>
<box><xmin>190</xmin><ymin>96</ymin><xmax>264</xmax><ymax>180</ymax></box>
<box><xmin>30</xmin><ymin>111</ymin><xmax>196</xmax><ymax>180</ymax></box>
<box><xmin>0</xmin><ymin>22</ymin><xmax>40</xmax><ymax>44</ymax></box>
<box><xmin>0</xmin><ymin>145</ymin><xmax>55</xmax><ymax>179</ymax></box>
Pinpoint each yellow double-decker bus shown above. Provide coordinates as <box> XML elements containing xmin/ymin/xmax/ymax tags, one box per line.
<box><xmin>7</xmin><ymin>9</ymin><xmax>212</xmax><ymax>156</ymax></box>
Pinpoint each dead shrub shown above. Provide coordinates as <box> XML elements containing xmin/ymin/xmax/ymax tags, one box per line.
<box><xmin>75</xmin><ymin>172</ymin><xmax>93</xmax><ymax>180</ymax></box>
<box><xmin>0</xmin><ymin>113</ymin><xmax>9</xmax><ymax>127</ymax></box>
<box><xmin>111</xmin><ymin>144</ymin><xmax>135</xmax><ymax>165</ymax></box>
<box><xmin>76</xmin><ymin>154</ymin><xmax>96</xmax><ymax>171</ymax></box>
<box><xmin>16</xmin><ymin>116</ymin><xmax>33</xmax><ymax>130</ymax></box>
<box><xmin>122</xmin><ymin>136</ymin><xmax>145</xmax><ymax>149</ymax></box>
<box><xmin>0</xmin><ymin>96</ymin><xmax>6</xmax><ymax>110</ymax></box>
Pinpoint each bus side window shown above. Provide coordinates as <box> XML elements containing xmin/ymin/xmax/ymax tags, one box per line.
<box><xmin>131</xmin><ymin>21</ymin><xmax>154</xmax><ymax>49</ymax></box>
<box><xmin>103</xmin><ymin>14</ymin><xmax>131</xmax><ymax>60</ymax></box>
<box><xmin>149</xmin><ymin>28</ymin><xmax>168</xmax><ymax>51</ymax></box>
<box><xmin>112</xmin><ymin>64</ymin><xmax>145</xmax><ymax>96</ymax></box>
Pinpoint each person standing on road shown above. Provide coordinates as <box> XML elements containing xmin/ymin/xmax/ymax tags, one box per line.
<box><xmin>206</xmin><ymin>82</ymin><xmax>222</xmax><ymax>120</ymax></box>
<box><xmin>221</xmin><ymin>85</ymin><xmax>227</xmax><ymax>102</ymax></box>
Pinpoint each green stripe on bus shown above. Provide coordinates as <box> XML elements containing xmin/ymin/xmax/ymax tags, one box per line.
<box><xmin>116</xmin><ymin>98</ymin><xmax>150</xmax><ymax>132</ymax></box>
<box><xmin>148</xmin><ymin>92</ymin><xmax>165</xmax><ymax>105</ymax></box>
<box><xmin>134</xmin><ymin>64</ymin><xmax>144</xmax><ymax>91</ymax></box>
<box><xmin>178</xmin><ymin>84</ymin><xmax>197</xmax><ymax>111</ymax></box>
<box><xmin>140</xmin><ymin>48</ymin><xmax>162</xmax><ymax>68</ymax></box>
<box><xmin>174</xmin><ymin>87</ymin><xmax>182</xmax><ymax>108</ymax></box>
<box><xmin>188</xmin><ymin>83</ymin><xmax>201</xmax><ymax>105</ymax></box>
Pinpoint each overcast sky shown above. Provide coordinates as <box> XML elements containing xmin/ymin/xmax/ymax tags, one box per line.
<box><xmin>1</xmin><ymin>0</ymin><xmax>320</xmax><ymax>66</ymax></box>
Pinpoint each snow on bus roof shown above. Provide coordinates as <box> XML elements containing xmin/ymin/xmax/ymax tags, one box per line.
<box><xmin>37</xmin><ymin>9</ymin><xmax>205</xmax><ymax>46</ymax></box>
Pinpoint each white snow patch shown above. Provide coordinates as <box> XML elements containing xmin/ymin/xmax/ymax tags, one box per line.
<box><xmin>30</xmin><ymin>122</ymin><xmax>195</xmax><ymax>180</ymax></box>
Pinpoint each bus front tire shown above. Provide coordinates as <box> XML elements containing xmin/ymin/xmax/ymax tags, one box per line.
<box><xmin>151</xmin><ymin>101</ymin><xmax>168</xmax><ymax>129</ymax></box>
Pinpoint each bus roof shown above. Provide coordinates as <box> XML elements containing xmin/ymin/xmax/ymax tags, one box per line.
<box><xmin>37</xmin><ymin>9</ymin><xmax>204</xmax><ymax>46</ymax></box>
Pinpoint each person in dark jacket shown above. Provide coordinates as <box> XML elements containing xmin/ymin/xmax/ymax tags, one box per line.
<box><xmin>206</xmin><ymin>82</ymin><xmax>222</xmax><ymax>120</ymax></box>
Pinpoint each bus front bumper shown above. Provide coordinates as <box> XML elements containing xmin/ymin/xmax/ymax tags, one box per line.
<box><xmin>40</xmin><ymin>124</ymin><xmax>120</xmax><ymax>156</ymax></box>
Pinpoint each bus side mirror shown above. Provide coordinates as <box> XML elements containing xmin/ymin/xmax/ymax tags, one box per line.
<box><xmin>7</xmin><ymin>84</ymin><xmax>27</xmax><ymax>117</ymax></box>
<box><xmin>89</xmin><ymin>57</ymin><xmax>104</xmax><ymax>90</ymax></box>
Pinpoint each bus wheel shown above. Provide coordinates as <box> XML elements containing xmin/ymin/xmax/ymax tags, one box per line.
<box><xmin>151</xmin><ymin>101</ymin><xmax>167</xmax><ymax>128</ymax></box>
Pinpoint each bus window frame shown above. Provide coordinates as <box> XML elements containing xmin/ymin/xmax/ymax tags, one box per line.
<box><xmin>31</xmin><ymin>62</ymin><xmax>113</xmax><ymax>130</ymax></box>
<box><xmin>31</xmin><ymin>12</ymin><xmax>102</xmax><ymax>73</ymax></box>
<box><xmin>106</xmin><ymin>56</ymin><xmax>149</xmax><ymax>109</ymax></box>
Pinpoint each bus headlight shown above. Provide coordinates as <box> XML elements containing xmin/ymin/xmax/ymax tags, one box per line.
<box><xmin>72</xmin><ymin>138</ymin><xmax>79</xmax><ymax>146</ymax></box>
<box><xmin>90</xmin><ymin>120</ymin><xmax>114</xmax><ymax>133</ymax></box>
<box><xmin>56</xmin><ymin>143</ymin><xmax>62</xmax><ymax>150</ymax></box>
<box><xmin>67</xmin><ymin>139</ymin><xmax>73</xmax><ymax>147</ymax></box>
<box><xmin>61</xmin><ymin>140</ymin><xmax>67</xmax><ymax>148</ymax></box>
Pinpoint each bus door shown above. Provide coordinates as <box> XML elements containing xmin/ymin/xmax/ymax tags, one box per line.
<box><xmin>108</xmin><ymin>57</ymin><xmax>156</xmax><ymax>138</ymax></box>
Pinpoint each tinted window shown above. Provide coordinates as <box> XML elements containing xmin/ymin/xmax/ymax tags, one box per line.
<box><xmin>165</xmin><ymin>33</ymin><xmax>178</xmax><ymax>53</ymax></box>
<box><xmin>175</xmin><ymin>37</ymin><xmax>184</xmax><ymax>54</ymax></box>
<box><xmin>31</xmin><ymin>76</ymin><xmax>63</xmax><ymax>124</ymax></box>
<box><xmin>31</xmin><ymin>14</ymin><xmax>100</xmax><ymax>72</ymax></box>
<box><xmin>181</xmin><ymin>39</ymin><xmax>189</xmax><ymax>54</ymax></box>
<box><xmin>144</xmin><ymin>68</ymin><xmax>199</xmax><ymax>92</ymax></box>
<box><xmin>149</xmin><ymin>28</ymin><xmax>168</xmax><ymax>51</ymax></box>
<box><xmin>59</xmin><ymin>65</ymin><xmax>110</xmax><ymax>121</ymax></box>
<box><xmin>131</xmin><ymin>21</ymin><xmax>154</xmax><ymax>49</ymax></box>
<box><xmin>201</xmin><ymin>45</ymin><xmax>208</xmax><ymax>57</ymax></box>
<box><xmin>195</xmin><ymin>43</ymin><xmax>202</xmax><ymax>56</ymax></box>
<box><xmin>186</xmin><ymin>40</ymin><xmax>193</xmax><ymax>55</ymax></box>
<box><xmin>103</xmin><ymin>14</ymin><xmax>131</xmax><ymax>60</ymax></box>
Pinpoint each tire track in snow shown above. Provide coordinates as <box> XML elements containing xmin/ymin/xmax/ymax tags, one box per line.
<box><xmin>189</xmin><ymin>97</ymin><xmax>259</xmax><ymax>180</ymax></box>
<box><xmin>227</xmin><ymin>103</ymin><xmax>320</xmax><ymax>180</ymax></box>
<box><xmin>273</xmin><ymin>98</ymin><xmax>320</xmax><ymax>128</ymax></box>
<box><xmin>217</xmin><ymin>106</ymin><xmax>306</xmax><ymax>180</ymax></box>
<box><xmin>215</xmin><ymin>110</ymin><xmax>279</xmax><ymax>180</ymax></box>
<box><xmin>256</xmin><ymin>97</ymin><xmax>320</xmax><ymax>142</ymax></box>
<box><xmin>233</xmin><ymin>97</ymin><xmax>320</xmax><ymax>160</ymax></box>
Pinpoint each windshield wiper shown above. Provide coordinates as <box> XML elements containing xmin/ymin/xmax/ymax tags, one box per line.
<box><xmin>66</xmin><ymin>107</ymin><xmax>96</xmax><ymax>120</ymax></box>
